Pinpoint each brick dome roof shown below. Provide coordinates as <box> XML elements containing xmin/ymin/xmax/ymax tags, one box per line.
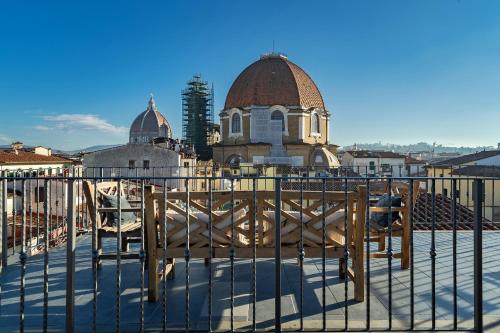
<box><xmin>224</xmin><ymin>54</ymin><xmax>325</xmax><ymax>110</ymax></box>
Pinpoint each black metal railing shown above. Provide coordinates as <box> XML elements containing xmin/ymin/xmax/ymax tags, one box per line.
<box><xmin>0</xmin><ymin>173</ymin><xmax>498</xmax><ymax>332</ymax></box>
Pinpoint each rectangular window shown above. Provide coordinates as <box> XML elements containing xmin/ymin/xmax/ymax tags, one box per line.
<box><xmin>129</xmin><ymin>160</ymin><xmax>135</xmax><ymax>169</ymax></box>
<box><xmin>369</xmin><ymin>161</ymin><xmax>375</xmax><ymax>171</ymax></box>
<box><xmin>143</xmin><ymin>160</ymin><xmax>150</xmax><ymax>169</ymax></box>
<box><xmin>443</xmin><ymin>188</ymin><xmax>448</xmax><ymax>197</ymax></box>
<box><xmin>381</xmin><ymin>164</ymin><xmax>391</xmax><ymax>172</ymax></box>
<box><xmin>183</xmin><ymin>162</ymin><xmax>189</xmax><ymax>168</ymax></box>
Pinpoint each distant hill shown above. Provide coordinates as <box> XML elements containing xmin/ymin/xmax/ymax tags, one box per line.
<box><xmin>340</xmin><ymin>142</ymin><xmax>497</xmax><ymax>155</ymax></box>
<box><xmin>57</xmin><ymin>145</ymin><xmax>121</xmax><ymax>155</ymax></box>
<box><xmin>0</xmin><ymin>144</ymin><xmax>121</xmax><ymax>155</ymax></box>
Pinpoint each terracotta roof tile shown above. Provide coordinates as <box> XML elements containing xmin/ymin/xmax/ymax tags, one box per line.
<box><xmin>0</xmin><ymin>150</ymin><xmax>71</xmax><ymax>164</ymax></box>
<box><xmin>405</xmin><ymin>156</ymin><xmax>426</xmax><ymax>164</ymax></box>
<box><xmin>224</xmin><ymin>55</ymin><xmax>325</xmax><ymax>110</ymax></box>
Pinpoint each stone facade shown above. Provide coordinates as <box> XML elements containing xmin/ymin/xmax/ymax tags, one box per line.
<box><xmin>83</xmin><ymin>144</ymin><xmax>196</xmax><ymax>189</ymax></box>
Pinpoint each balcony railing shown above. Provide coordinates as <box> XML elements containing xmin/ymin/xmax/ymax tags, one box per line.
<box><xmin>0</xmin><ymin>171</ymin><xmax>498</xmax><ymax>332</ymax></box>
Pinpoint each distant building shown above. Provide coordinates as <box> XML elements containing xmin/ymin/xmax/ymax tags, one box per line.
<box><xmin>0</xmin><ymin>142</ymin><xmax>75</xmax><ymax>231</ymax></box>
<box><xmin>212</xmin><ymin>53</ymin><xmax>339</xmax><ymax>169</ymax></box>
<box><xmin>0</xmin><ymin>142</ymin><xmax>72</xmax><ymax>175</ymax></box>
<box><xmin>129</xmin><ymin>94</ymin><xmax>173</xmax><ymax>144</ymax></box>
<box><xmin>83</xmin><ymin>96</ymin><xmax>196</xmax><ymax>189</ymax></box>
<box><xmin>341</xmin><ymin>150</ymin><xmax>407</xmax><ymax>177</ymax></box>
<box><xmin>209</xmin><ymin>124</ymin><xmax>221</xmax><ymax>145</ymax></box>
<box><xmin>425</xmin><ymin>149</ymin><xmax>500</xmax><ymax>222</ymax></box>
<box><xmin>182</xmin><ymin>75</ymin><xmax>214</xmax><ymax>161</ymax></box>
<box><xmin>404</xmin><ymin>156</ymin><xmax>427</xmax><ymax>176</ymax></box>
<box><xmin>426</xmin><ymin>149</ymin><xmax>500</xmax><ymax>177</ymax></box>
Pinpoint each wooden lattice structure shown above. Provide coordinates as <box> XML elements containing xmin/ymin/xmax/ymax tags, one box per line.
<box><xmin>145</xmin><ymin>186</ymin><xmax>367</xmax><ymax>302</ymax></box>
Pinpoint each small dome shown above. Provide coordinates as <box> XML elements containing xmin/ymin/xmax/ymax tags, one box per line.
<box><xmin>130</xmin><ymin>96</ymin><xmax>172</xmax><ymax>144</ymax></box>
<box><xmin>224</xmin><ymin>53</ymin><xmax>325</xmax><ymax>110</ymax></box>
<box><xmin>310</xmin><ymin>147</ymin><xmax>340</xmax><ymax>168</ymax></box>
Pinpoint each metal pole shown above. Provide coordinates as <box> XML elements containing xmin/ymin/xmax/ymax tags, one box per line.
<box><xmin>43</xmin><ymin>179</ymin><xmax>50</xmax><ymax>333</ymax></box>
<box><xmin>1</xmin><ymin>172</ymin><xmax>7</xmax><ymax>268</ymax></box>
<box><xmin>116</xmin><ymin>181</ymin><xmax>122</xmax><ymax>333</ymax></box>
<box><xmin>230</xmin><ymin>178</ymin><xmax>235</xmax><ymax>333</ymax></box>
<box><xmin>208</xmin><ymin>177</ymin><xmax>213</xmax><ymax>332</ymax></box>
<box><xmin>184</xmin><ymin>178</ymin><xmax>191</xmax><ymax>332</ymax></box>
<box><xmin>274</xmin><ymin>177</ymin><xmax>282</xmax><ymax>332</ymax></box>
<box><xmin>65</xmin><ymin>179</ymin><xmax>76</xmax><ymax>333</ymax></box>
<box><xmin>19</xmin><ymin>180</ymin><xmax>27</xmax><ymax>333</ymax></box>
<box><xmin>473</xmin><ymin>179</ymin><xmax>483</xmax><ymax>333</ymax></box>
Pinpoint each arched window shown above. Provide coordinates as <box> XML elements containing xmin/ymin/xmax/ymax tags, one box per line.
<box><xmin>271</xmin><ymin>110</ymin><xmax>285</xmax><ymax>131</ymax></box>
<box><xmin>231</xmin><ymin>113</ymin><xmax>241</xmax><ymax>133</ymax></box>
<box><xmin>311</xmin><ymin>112</ymin><xmax>320</xmax><ymax>134</ymax></box>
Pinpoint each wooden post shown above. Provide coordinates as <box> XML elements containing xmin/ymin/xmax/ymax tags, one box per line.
<box><xmin>144</xmin><ymin>185</ymin><xmax>159</xmax><ymax>302</ymax></box>
<box><xmin>401</xmin><ymin>203</ymin><xmax>411</xmax><ymax>270</ymax></box>
<box><xmin>355</xmin><ymin>186</ymin><xmax>366</xmax><ymax>302</ymax></box>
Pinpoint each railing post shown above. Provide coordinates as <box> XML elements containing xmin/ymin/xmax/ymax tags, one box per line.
<box><xmin>473</xmin><ymin>179</ymin><xmax>483</xmax><ymax>333</ymax></box>
<box><xmin>274</xmin><ymin>177</ymin><xmax>282</xmax><ymax>332</ymax></box>
<box><xmin>1</xmin><ymin>171</ymin><xmax>7</xmax><ymax>269</ymax></box>
<box><xmin>66</xmin><ymin>178</ymin><xmax>76</xmax><ymax>333</ymax></box>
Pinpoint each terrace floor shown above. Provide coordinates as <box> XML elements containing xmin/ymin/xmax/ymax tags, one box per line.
<box><xmin>1</xmin><ymin>231</ymin><xmax>500</xmax><ymax>332</ymax></box>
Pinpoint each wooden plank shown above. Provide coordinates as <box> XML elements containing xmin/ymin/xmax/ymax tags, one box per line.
<box><xmin>144</xmin><ymin>185</ymin><xmax>160</xmax><ymax>302</ymax></box>
<box><xmin>368</xmin><ymin>207</ymin><xmax>405</xmax><ymax>213</ymax></box>
<box><xmin>354</xmin><ymin>186</ymin><xmax>366</xmax><ymax>302</ymax></box>
<box><xmin>156</xmin><ymin>190</ymin><xmax>354</xmax><ymax>202</ymax></box>
<box><xmin>98</xmin><ymin>207</ymin><xmax>142</xmax><ymax>213</ymax></box>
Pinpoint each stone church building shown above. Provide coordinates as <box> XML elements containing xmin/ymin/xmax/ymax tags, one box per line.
<box><xmin>212</xmin><ymin>53</ymin><xmax>339</xmax><ymax>168</ymax></box>
<box><xmin>83</xmin><ymin>96</ymin><xmax>196</xmax><ymax>188</ymax></box>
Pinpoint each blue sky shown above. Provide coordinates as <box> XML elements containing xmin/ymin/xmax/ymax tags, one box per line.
<box><xmin>0</xmin><ymin>0</ymin><xmax>499</xmax><ymax>150</ymax></box>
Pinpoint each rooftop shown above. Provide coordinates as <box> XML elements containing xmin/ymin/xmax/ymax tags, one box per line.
<box><xmin>0</xmin><ymin>149</ymin><xmax>70</xmax><ymax>165</ymax></box>
<box><xmin>345</xmin><ymin>150</ymin><xmax>406</xmax><ymax>159</ymax></box>
<box><xmin>430</xmin><ymin>150</ymin><xmax>500</xmax><ymax>167</ymax></box>
<box><xmin>405</xmin><ymin>156</ymin><xmax>427</xmax><ymax>165</ymax></box>
<box><xmin>1</xmin><ymin>232</ymin><xmax>498</xmax><ymax>331</ymax></box>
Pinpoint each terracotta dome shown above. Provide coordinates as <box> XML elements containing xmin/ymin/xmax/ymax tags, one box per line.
<box><xmin>224</xmin><ymin>54</ymin><xmax>325</xmax><ymax>110</ymax></box>
<box><xmin>130</xmin><ymin>96</ymin><xmax>172</xmax><ymax>143</ymax></box>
